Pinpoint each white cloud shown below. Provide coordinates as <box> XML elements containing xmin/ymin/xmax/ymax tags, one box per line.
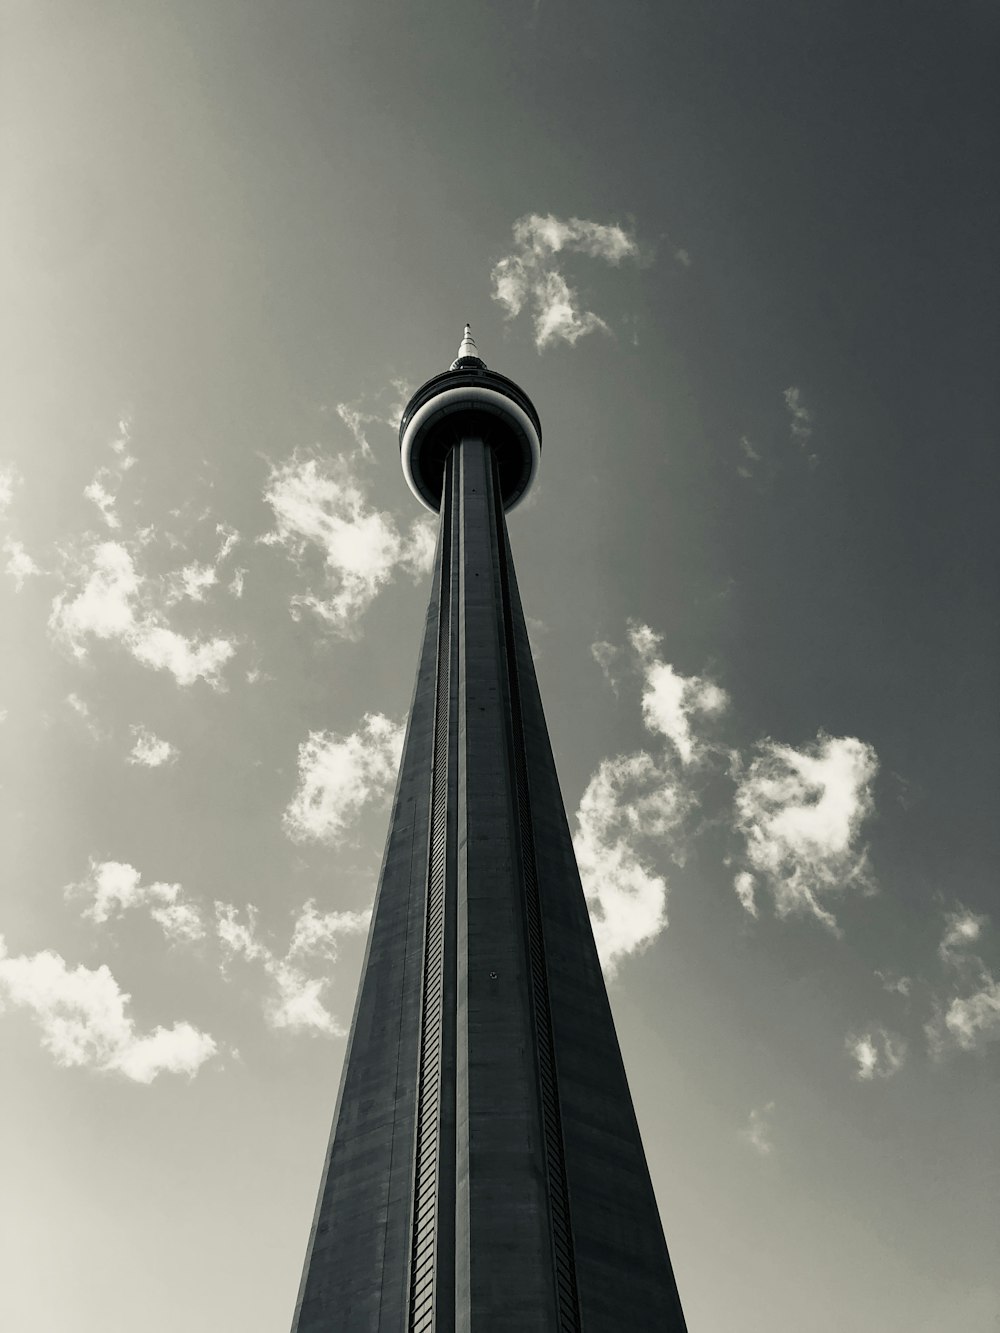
<box><xmin>783</xmin><ymin>386</ymin><xmax>817</xmax><ymax>464</ymax></box>
<box><xmin>573</xmin><ymin>622</ymin><xmax>720</xmax><ymax>974</ymax></box>
<box><xmin>927</xmin><ymin>910</ymin><xmax>1000</xmax><ymax>1056</ymax></box>
<box><xmin>532</xmin><ymin>270</ymin><xmax>611</xmax><ymax>348</ymax></box>
<box><xmin>49</xmin><ymin>540</ymin><xmax>236</xmax><ymax>688</ymax></box>
<box><xmin>128</xmin><ymin>725</ymin><xmax>178</xmax><ymax>768</ymax></box>
<box><xmin>66</xmin><ymin>692</ymin><xmax>102</xmax><ymax>738</ymax></box>
<box><xmin>673</xmin><ymin>248</ymin><xmax>693</xmax><ymax>269</ymax></box>
<box><xmin>83</xmin><ymin>476</ymin><xmax>121</xmax><ymax>529</ymax></box>
<box><xmin>128</xmin><ymin>623</ymin><xmax>235</xmax><ymax>686</ymax></box>
<box><xmin>167</xmin><ymin>561</ymin><xmax>218</xmax><ymax>604</ymax></box>
<box><xmin>283</xmin><ymin>713</ymin><xmax>404</xmax><ymax>845</ymax></box>
<box><xmin>262</xmin><ymin>453</ymin><xmax>435</xmax><ymax>634</ymax></box>
<box><xmin>215</xmin><ymin>523</ymin><xmax>239</xmax><ymax>562</ymax></box>
<box><xmin>491</xmin><ymin>212</ymin><xmax>641</xmax><ymax>351</ymax></box>
<box><xmin>0</xmin><ymin>937</ymin><xmax>215</xmax><ymax>1083</ymax></box>
<box><xmin>733</xmin><ymin>870</ymin><xmax>758</xmax><ymax>918</ymax></box>
<box><xmin>629</xmin><ymin>621</ymin><xmax>729</xmax><ymax>764</ymax></box>
<box><xmin>875</xmin><ymin>970</ymin><xmax>912</xmax><ymax>998</ymax></box>
<box><xmin>0</xmin><ymin>465</ymin><xmax>18</xmax><ymax>514</ymax></box>
<box><xmin>4</xmin><ymin>537</ymin><xmax>42</xmax><ymax>590</ymax></box>
<box><xmin>335</xmin><ymin>402</ymin><xmax>378</xmax><ymax>457</ymax></box>
<box><xmin>82</xmin><ymin>418</ymin><xmax>136</xmax><ymax>528</ymax></box>
<box><xmin>512</xmin><ymin>213</ymin><xmax>639</xmax><ymax>262</ymax></box>
<box><xmin>52</xmin><ymin>541</ymin><xmax>137</xmax><ymax>647</ymax></box>
<box><xmin>109</xmin><ymin>417</ymin><xmax>136</xmax><ymax>469</ymax></box>
<box><xmin>591</xmin><ymin>639</ymin><xmax>620</xmax><ymax>690</ymax></box>
<box><xmin>927</xmin><ymin>975</ymin><xmax>1000</xmax><ymax>1055</ymax></box>
<box><xmin>739</xmin><ymin>1102</ymin><xmax>775</xmax><ymax>1155</ymax></box>
<box><xmin>215</xmin><ymin>899</ymin><xmax>370</xmax><ymax>1035</ymax></box>
<box><xmin>846</xmin><ymin>1027</ymin><xmax>906</xmax><ymax>1080</ymax></box>
<box><xmin>574</xmin><ymin>751</ymin><xmax>691</xmax><ymax>976</ymax></box>
<box><xmin>737</xmin><ymin>435</ymin><xmax>763</xmax><ymax>480</ymax></box>
<box><xmin>215</xmin><ymin>902</ymin><xmax>268</xmax><ymax>965</ymax></box>
<box><xmin>66</xmin><ymin>858</ymin><xmax>204</xmax><ymax>942</ymax></box>
<box><xmin>148</xmin><ymin>900</ymin><xmax>204</xmax><ymax>944</ymax></box>
<box><xmin>334</xmin><ymin>379</ymin><xmax>412</xmax><ymax>458</ymax></box>
<box><xmin>938</xmin><ymin>907</ymin><xmax>987</xmax><ymax>966</ymax></box>
<box><xmin>228</xmin><ymin>569</ymin><xmax>246</xmax><ymax>598</ymax></box>
<box><xmin>732</xmin><ymin>733</ymin><xmax>878</xmax><ymax>932</ymax></box>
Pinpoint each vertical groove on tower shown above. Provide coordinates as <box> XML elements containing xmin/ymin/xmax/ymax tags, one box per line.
<box><xmin>491</xmin><ymin>453</ymin><xmax>582</xmax><ymax>1333</ymax></box>
<box><xmin>409</xmin><ymin>456</ymin><xmax>456</xmax><ymax>1332</ymax></box>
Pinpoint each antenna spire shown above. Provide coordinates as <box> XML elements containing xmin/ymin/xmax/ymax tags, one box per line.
<box><xmin>451</xmin><ymin>323</ymin><xmax>485</xmax><ymax>369</ymax></box>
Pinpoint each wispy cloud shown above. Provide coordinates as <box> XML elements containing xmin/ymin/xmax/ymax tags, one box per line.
<box><xmin>926</xmin><ymin>908</ymin><xmax>1000</xmax><ymax>1056</ymax></box>
<box><xmin>66</xmin><ymin>692</ymin><xmax>105</xmax><ymax>740</ymax></box>
<box><xmin>334</xmin><ymin>379</ymin><xmax>411</xmax><ymax>457</ymax></box>
<box><xmin>3</xmin><ymin>537</ymin><xmax>42</xmax><ymax>590</ymax></box>
<box><xmin>262</xmin><ymin>452</ymin><xmax>434</xmax><ymax>634</ymax></box>
<box><xmin>574</xmin><ymin>751</ymin><xmax>692</xmax><ymax>977</ymax></box>
<box><xmin>783</xmin><ymin>386</ymin><xmax>817</xmax><ymax>464</ymax></box>
<box><xmin>165</xmin><ymin>561</ymin><xmax>218</xmax><ymax>605</ymax></box>
<box><xmin>215</xmin><ymin>899</ymin><xmax>370</xmax><ymax>1035</ymax></box>
<box><xmin>732</xmin><ymin>733</ymin><xmax>878</xmax><ymax>933</ymax></box>
<box><xmin>875</xmin><ymin>970</ymin><xmax>912</xmax><ymax>998</ymax></box>
<box><xmin>733</xmin><ymin>870</ymin><xmax>758</xmax><ymax>918</ymax></box>
<box><xmin>846</xmin><ymin>1027</ymin><xmax>906</xmax><ymax>1079</ymax></box>
<box><xmin>491</xmin><ymin>212</ymin><xmax>641</xmax><ymax>351</ymax></box>
<box><xmin>927</xmin><ymin>975</ymin><xmax>1000</xmax><ymax>1055</ymax></box>
<box><xmin>938</xmin><ymin>907</ymin><xmax>987</xmax><ymax>966</ymax></box>
<box><xmin>82</xmin><ymin>417</ymin><xmax>136</xmax><ymax>530</ymax></box>
<box><xmin>739</xmin><ymin>1102</ymin><xmax>776</xmax><ymax>1155</ymax></box>
<box><xmin>736</xmin><ymin>435</ymin><xmax>763</xmax><ymax>481</ymax></box>
<box><xmin>128</xmin><ymin>725</ymin><xmax>178</xmax><ymax>768</ymax></box>
<box><xmin>67</xmin><ymin>858</ymin><xmax>204</xmax><ymax>942</ymax></box>
<box><xmin>0</xmin><ymin>936</ymin><xmax>216</xmax><ymax>1082</ymax></box>
<box><xmin>590</xmin><ymin>639</ymin><xmax>620</xmax><ymax>691</ymax></box>
<box><xmin>49</xmin><ymin>540</ymin><xmax>237</xmax><ymax>688</ymax></box>
<box><xmin>575</xmin><ymin>626</ymin><xmax>726</xmax><ymax>974</ymax></box>
<box><xmin>284</xmin><ymin>713</ymin><xmax>404</xmax><ymax>845</ymax></box>
<box><xmin>0</xmin><ymin>464</ymin><xmax>18</xmax><ymax>515</ymax></box>
<box><xmin>630</xmin><ymin>621</ymin><xmax>729</xmax><ymax>764</ymax></box>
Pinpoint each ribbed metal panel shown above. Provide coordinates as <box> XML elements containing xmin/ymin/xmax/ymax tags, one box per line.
<box><xmin>409</xmin><ymin>457</ymin><xmax>455</xmax><ymax>1333</ymax></box>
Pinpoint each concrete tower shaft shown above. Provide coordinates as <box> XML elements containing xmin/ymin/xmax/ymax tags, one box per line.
<box><xmin>291</xmin><ymin>335</ymin><xmax>688</xmax><ymax>1332</ymax></box>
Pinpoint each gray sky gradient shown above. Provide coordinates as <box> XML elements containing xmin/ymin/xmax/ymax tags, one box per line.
<box><xmin>1</xmin><ymin>2</ymin><xmax>998</xmax><ymax>1330</ymax></box>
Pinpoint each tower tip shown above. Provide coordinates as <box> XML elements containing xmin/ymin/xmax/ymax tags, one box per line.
<box><xmin>451</xmin><ymin>322</ymin><xmax>485</xmax><ymax>370</ymax></box>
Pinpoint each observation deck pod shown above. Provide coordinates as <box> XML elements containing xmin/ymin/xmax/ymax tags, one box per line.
<box><xmin>399</xmin><ymin>332</ymin><xmax>542</xmax><ymax>513</ymax></box>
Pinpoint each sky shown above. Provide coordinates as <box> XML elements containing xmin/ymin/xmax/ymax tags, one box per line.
<box><xmin>1</xmin><ymin>2</ymin><xmax>998</xmax><ymax>1330</ymax></box>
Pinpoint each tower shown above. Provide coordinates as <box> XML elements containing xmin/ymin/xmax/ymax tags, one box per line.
<box><xmin>291</xmin><ymin>329</ymin><xmax>688</xmax><ymax>1331</ymax></box>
